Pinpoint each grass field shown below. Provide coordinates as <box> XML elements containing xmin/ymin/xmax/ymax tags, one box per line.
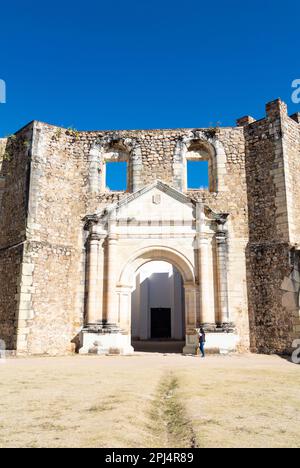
<box><xmin>0</xmin><ymin>353</ymin><xmax>299</xmax><ymax>448</ymax></box>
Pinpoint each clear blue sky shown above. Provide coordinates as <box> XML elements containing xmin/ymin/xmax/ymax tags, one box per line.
<box><xmin>0</xmin><ymin>0</ymin><xmax>299</xmax><ymax>137</ymax></box>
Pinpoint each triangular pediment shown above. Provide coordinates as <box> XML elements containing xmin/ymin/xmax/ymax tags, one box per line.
<box><xmin>98</xmin><ymin>181</ymin><xmax>196</xmax><ymax>222</ymax></box>
<box><xmin>113</xmin><ymin>180</ymin><xmax>195</xmax><ymax>211</ymax></box>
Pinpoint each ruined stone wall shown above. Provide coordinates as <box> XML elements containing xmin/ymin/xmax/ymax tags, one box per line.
<box><xmin>186</xmin><ymin>128</ymin><xmax>250</xmax><ymax>350</ymax></box>
<box><xmin>0</xmin><ymin>245</ymin><xmax>23</xmax><ymax>350</ymax></box>
<box><xmin>244</xmin><ymin>100</ymin><xmax>299</xmax><ymax>353</ymax></box>
<box><xmin>246</xmin><ymin>243</ymin><xmax>294</xmax><ymax>353</ymax></box>
<box><xmin>19</xmin><ymin>123</ymin><xmax>89</xmax><ymax>354</ymax></box>
<box><xmin>93</xmin><ymin>127</ymin><xmax>249</xmax><ymax>351</ymax></box>
<box><xmin>8</xmin><ymin>121</ymin><xmax>250</xmax><ymax>354</ymax></box>
<box><xmin>0</xmin><ymin>128</ymin><xmax>32</xmax><ymax>247</ymax></box>
<box><xmin>0</xmin><ymin>128</ymin><xmax>32</xmax><ymax>350</ymax></box>
<box><xmin>282</xmin><ymin>113</ymin><xmax>300</xmax><ymax>244</ymax></box>
<box><xmin>9</xmin><ymin>102</ymin><xmax>300</xmax><ymax>355</ymax></box>
<box><xmin>281</xmin><ymin>113</ymin><xmax>300</xmax><ymax>350</ymax></box>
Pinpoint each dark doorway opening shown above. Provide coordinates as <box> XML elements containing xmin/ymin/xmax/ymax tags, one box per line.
<box><xmin>151</xmin><ymin>308</ymin><xmax>171</xmax><ymax>339</ymax></box>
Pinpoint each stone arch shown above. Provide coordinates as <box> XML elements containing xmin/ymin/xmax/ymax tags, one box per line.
<box><xmin>118</xmin><ymin>245</ymin><xmax>196</xmax><ymax>288</ymax></box>
<box><xmin>174</xmin><ymin>131</ymin><xmax>227</xmax><ymax>192</ymax></box>
<box><xmin>88</xmin><ymin>136</ymin><xmax>142</xmax><ymax>194</ymax></box>
<box><xmin>116</xmin><ymin>246</ymin><xmax>198</xmax><ymax>354</ymax></box>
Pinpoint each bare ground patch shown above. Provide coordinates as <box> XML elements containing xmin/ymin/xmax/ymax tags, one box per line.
<box><xmin>0</xmin><ymin>354</ymin><xmax>299</xmax><ymax>448</ymax></box>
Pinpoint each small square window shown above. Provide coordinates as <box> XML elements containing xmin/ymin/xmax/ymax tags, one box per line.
<box><xmin>187</xmin><ymin>160</ymin><xmax>209</xmax><ymax>189</ymax></box>
<box><xmin>105</xmin><ymin>161</ymin><xmax>128</xmax><ymax>191</ymax></box>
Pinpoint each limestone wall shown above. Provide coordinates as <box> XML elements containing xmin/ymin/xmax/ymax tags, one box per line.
<box><xmin>282</xmin><ymin>113</ymin><xmax>300</xmax><ymax>244</ymax></box>
<box><xmin>244</xmin><ymin>100</ymin><xmax>300</xmax><ymax>353</ymax></box>
<box><xmin>8</xmin><ymin>121</ymin><xmax>248</xmax><ymax>354</ymax></box>
<box><xmin>0</xmin><ymin>128</ymin><xmax>32</xmax><ymax>247</ymax></box>
<box><xmin>0</xmin><ymin>128</ymin><xmax>33</xmax><ymax>351</ymax></box>
<box><xmin>21</xmin><ymin>122</ymin><xmax>250</xmax><ymax>353</ymax></box>
<box><xmin>19</xmin><ymin>123</ymin><xmax>88</xmax><ymax>354</ymax></box>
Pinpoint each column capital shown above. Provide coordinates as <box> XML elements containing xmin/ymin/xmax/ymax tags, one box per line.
<box><xmin>184</xmin><ymin>282</ymin><xmax>197</xmax><ymax>291</ymax></box>
<box><xmin>215</xmin><ymin>230</ymin><xmax>227</xmax><ymax>244</ymax></box>
<box><xmin>197</xmin><ymin>235</ymin><xmax>210</xmax><ymax>244</ymax></box>
<box><xmin>117</xmin><ymin>284</ymin><xmax>132</xmax><ymax>293</ymax></box>
<box><xmin>108</xmin><ymin>233</ymin><xmax>118</xmax><ymax>242</ymax></box>
<box><xmin>89</xmin><ymin>232</ymin><xmax>106</xmax><ymax>242</ymax></box>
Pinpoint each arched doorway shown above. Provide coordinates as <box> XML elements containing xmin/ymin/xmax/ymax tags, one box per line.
<box><xmin>131</xmin><ymin>261</ymin><xmax>185</xmax><ymax>352</ymax></box>
<box><xmin>117</xmin><ymin>246</ymin><xmax>198</xmax><ymax>354</ymax></box>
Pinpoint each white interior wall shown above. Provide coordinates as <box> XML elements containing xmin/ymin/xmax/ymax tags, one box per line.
<box><xmin>131</xmin><ymin>261</ymin><xmax>184</xmax><ymax>340</ymax></box>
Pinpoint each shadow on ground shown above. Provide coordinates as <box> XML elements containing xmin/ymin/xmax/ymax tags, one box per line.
<box><xmin>132</xmin><ymin>340</ymin><xmax>185</xmax><ymax>353</ymax></box>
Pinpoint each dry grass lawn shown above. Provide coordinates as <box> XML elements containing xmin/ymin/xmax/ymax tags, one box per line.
<box><xmin>0</xmin><ymin>353</ymin><xmax>299</xmax><ymax>448</ymax></box>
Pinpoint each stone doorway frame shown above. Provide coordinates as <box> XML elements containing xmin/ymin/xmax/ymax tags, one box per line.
<box><xmin>117</xmin><ymin>246</ymin><xmax>198</xmax><ymax>354</ymax></box>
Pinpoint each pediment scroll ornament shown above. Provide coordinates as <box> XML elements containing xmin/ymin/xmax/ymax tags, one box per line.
<box><xmin>204</xmin><ymin>205</ymin><xmax>229</xmax><ymax>229</ymax></box>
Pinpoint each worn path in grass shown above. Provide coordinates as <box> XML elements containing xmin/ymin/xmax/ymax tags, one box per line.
<box><xmin>0</xmin><ymin>353</ymin><xmax>299</xmax><ymax>448</ymax></box>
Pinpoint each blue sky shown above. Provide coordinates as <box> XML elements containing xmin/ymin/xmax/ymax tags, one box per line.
<box><xmin>0</xmin><ymin>0</ymin><xmax>299</xmax><ymax>138</ymax></box>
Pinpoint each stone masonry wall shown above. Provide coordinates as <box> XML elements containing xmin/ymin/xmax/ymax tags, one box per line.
<box><xmin>0</xmin><ymin>127</ymin><xmax>33</xmax><ymax>350</ymax></box>
<box><xmin>19</xmin><ymin>123</ymin><xmax>88</xmax><ymax>354</ymax></box>
<box><xmin>0</xmin><ymin>100</ymin><xmax>300</xmax><ymax>354</ymax></box>
<box><xmin>281</xmin><ymin>112</ymin><xmax>300</xmax><ymax>244</ymax></box>
<box><xmin>6</xmin><ymin>102</ymin><xmax>298</xmax><ymax>355</ymax></box>
<box><xmin>244</xmin><ymin>100</ymin><xmax>300</xmax><ymax>353</ymax></box>
<box><xmin>13</xmin><ymin>121</ymin><xmax>249</xmax><ymax>354</ymax></box>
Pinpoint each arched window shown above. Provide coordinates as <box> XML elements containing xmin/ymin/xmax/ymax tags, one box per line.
<box><xmin>100</xmin><ymin>142</ymin><xmax>130</xmax><ymax>193</ymax></box>
<box><xmin>184</xmin><ymin>140</ymin><xmax>217</xmax><ymax>192</ymax></box>
<box><xmin>89</xmin><ymin>138</ymin><xmax>142</xmax><ymax>194</ymax></box>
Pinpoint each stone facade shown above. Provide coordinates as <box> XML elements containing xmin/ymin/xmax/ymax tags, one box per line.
<box><xmin>0</xmin><ymin>99</ymin><xmax>299</xmax><ymax>355</ymax></box>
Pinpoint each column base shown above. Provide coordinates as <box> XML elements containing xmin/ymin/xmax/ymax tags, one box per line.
<box><xmin>79</xmin><ymin>323</ymin><xmax>134</xmax><ymax>355</ymax></box>
<box><xmin>204</xmin><ymin>332</ymin><xmax>240</xmax><ymax>354</ymax></box>
<box><xmin>183</xmin><ymin>334</ymin><xmax>198</xmax><ymax>355</ymax></box>
<box><xmin>200</xmin><ymin>322</ymin><xmax>236</xmax><ymax>333</ymax></box>
<box><xmin>183</xmin><ymin>327</ymin><xmax>240</xmax><ymax>355</ymax></box>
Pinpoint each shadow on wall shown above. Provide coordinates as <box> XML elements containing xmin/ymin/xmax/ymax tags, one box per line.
<box><xmin>132</xmin><ymin>340</ymin><xmax>185</xmax><ymax>354</ymax></box>
<box><xmin>131</xmin><ymin>266</ymin><xmax>186</xmax><ymax>346</ymax></box>
<box><xmin>0</xmin><ymin>134</ymin><xmax>31</xmax><ymax>351</ymax></box>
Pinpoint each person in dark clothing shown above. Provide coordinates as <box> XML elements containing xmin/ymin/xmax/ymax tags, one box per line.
<box><xmin>199</xmin><ymin>328</ymin><xmax>206</xmax><ymax>358</ymax></box>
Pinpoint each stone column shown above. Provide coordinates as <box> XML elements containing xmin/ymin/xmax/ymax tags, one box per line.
<box><xmin>198</xmin><ymin>237</ymin><xmax>215</xmax><ymax>326</ymax></box>
<box><xmin>106</xmin><ymin>231</ymin><xmax>119</xmax><ymax>326</ymax></box>
<box><xmin>86</xmin><ymin>230</ymin><xmax>106</xmax><ymax>325</ymax></box>
<box><xmin>215</xmin><ymin>225</ymin><xmax>230</xmax><ymax>325</ymax></box>
<box><xmin>96</xmin><ymin>231</ymin><xmax>106</xmax><ymax>324</ymax></box>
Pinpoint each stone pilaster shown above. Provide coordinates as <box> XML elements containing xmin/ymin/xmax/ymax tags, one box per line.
<box><xmin>183</xmin><ymin>284</ymin><xmax>198</xmax><ymax>354</ymax></box>
<box><xmin>106</xmin><ymin>229</ymin><xmax>119</xmax><ymax>326</ymax></box>
<box><xmin>86</xmin><ymin>230</ymin><xmax>106</xmax><ymax>325</ymax></box>
<box><xmin>215</xmin><ymin>224</ymin><xmax>230</xmax><ymax>325</ymax></box>
<box><xmin>198</xmin><ymin>237</ymin><xmax>215</xmax><ymax>326</ymax></box>
<box><xmin>117</xmin><ymin>286</ymin><xmax>132</xmax><ymax>332</ymax></box>
<box><xmin>88</xmin><ymin>146</ymin><xmax>101</xmax><ymax>194</ymax></box>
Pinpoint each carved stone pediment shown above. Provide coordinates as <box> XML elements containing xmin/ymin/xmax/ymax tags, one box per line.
<box><xmin>84</xmin><ymin>181</ymin><xmax>229</xmax><ymax>236</ymax></box>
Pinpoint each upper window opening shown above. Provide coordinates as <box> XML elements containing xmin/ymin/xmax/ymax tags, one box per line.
<box><xmin>187</xmin><ymin>160</ymin><xmax>209</xmax><ymax>189</ymax></box>
<box><xmin>105</xmin><ymin>161</ymin><xmax>128</xmax><ymax>192</ymax></box>
<box><xmin>184</xmin><ymin>140</ymin><xmax>217</xmax><ymax>192</ymax></box>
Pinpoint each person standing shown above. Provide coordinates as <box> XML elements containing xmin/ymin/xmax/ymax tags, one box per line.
<box><xmin>199</xmin><ymin>328</ymin><xmax>206</xmax><ymax>358</ymax></box>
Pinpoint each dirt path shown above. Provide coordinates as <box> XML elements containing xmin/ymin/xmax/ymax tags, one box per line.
<box><xmin>149</xmin><ymin>373</ymin><xmax>198</xmax><ymax>448</ymax></box>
